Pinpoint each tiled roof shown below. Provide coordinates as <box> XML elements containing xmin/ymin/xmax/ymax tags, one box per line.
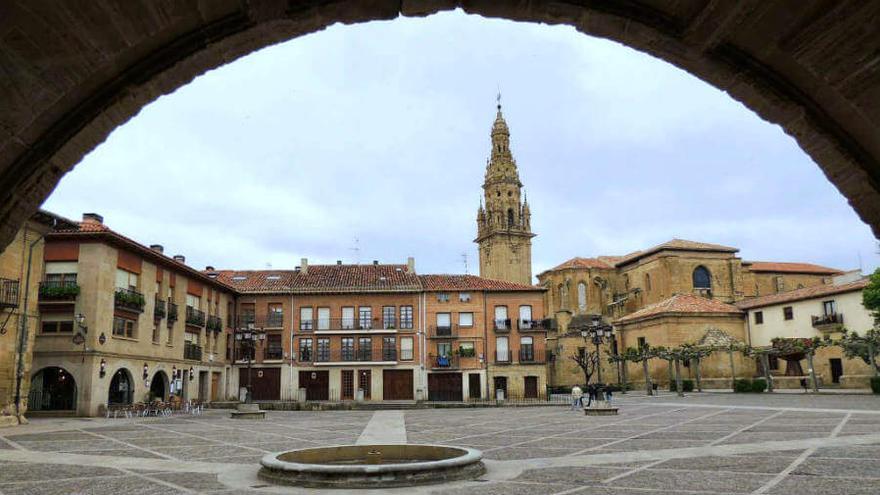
<box><xmin>418</xmin><ymin>274</ymin><xmax>543</xmax><ymax>291</ymax></box>
<box><xmin>615</xmin><ymin>239</ymin><xmax>738</xmax><ymax>266</ymax></box>
<box><xmin>736</xmin><ymin>278</ymin><xmax>868</xmax><ymax>310</ymax></box>
<box><xmin>743</xmin><ymin>261</ymin><xmax>841</xmax><ymax>275</ymax></box>
<box><xmin>546</xmin><ymin>257</ymin><xmax>618</xmax><ymax>272</ymax></box>
<box><xmin>614</xmin><ymin>293</ymin><xmax>743</xmax><ymax>324</ymax></box>
<box><xmin>215</xmin><ymin>264</ymin><xmax>422</xmax><ymax>293</ymax></box>
<box><xmin>46</xmin><ymin>219</ymin><xmax>234</xmax><ymax>291</ymax></box>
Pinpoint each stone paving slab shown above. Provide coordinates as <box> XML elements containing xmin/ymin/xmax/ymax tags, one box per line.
<box><xmin>654</xmin><ymin>454</ymin><xmax>796</xmax><ymax>474</ymax></box>
<box><xmin>767</xmin><ymin>475</ymin><xmax>880</xmax><ymax>495</ymax></box>
<box><xmin>614</xmin><ymin>469</ymin><xmax>774</xmax><ymax>493</ymax></box>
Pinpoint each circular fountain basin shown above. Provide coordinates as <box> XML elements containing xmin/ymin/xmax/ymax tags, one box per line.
<box><xmin>259</xmin><ymin>444</ymin><xmax>485</xmax><ymax>488</ymax></box>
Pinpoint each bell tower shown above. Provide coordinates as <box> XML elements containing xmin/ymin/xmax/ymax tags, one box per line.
<box><xmin>475</xmin><ymin>97</ymin><xmax>535</xmax><ymax>285</ymax></box>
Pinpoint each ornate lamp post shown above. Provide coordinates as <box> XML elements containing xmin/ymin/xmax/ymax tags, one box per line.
<box><xmin>234</xmin><ymin>323</ymin><xmax>265</xmax><ymax>403</ymax></box>
<box><xmin>580</xmin><ymin>315</ymin><xmax>614</xmax><ymax>384</ymax></box>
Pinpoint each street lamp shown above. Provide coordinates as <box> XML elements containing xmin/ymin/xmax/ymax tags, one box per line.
<box><xmin>580</xmin><ymin>315</ymin><xmax>614</xmax><ymax>384</ymax></box>
<box><xmin>235</xmin><ymin>323</ymin><xmax>266</xmax><ymax>403</ymax></box>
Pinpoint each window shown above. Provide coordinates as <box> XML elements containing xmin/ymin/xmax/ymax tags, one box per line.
<box><xmin>494</xmin><ymin>306</ymin><xmax>509</xmax><ymax>330</ymax></box>
<box><xmin>459</xmin><ymin>292</ymin><xmax>471</xmax><ymax>302</ymax></box>
<box><xmin>382</xmin><ymin>337</ymin><xmax>397</xmax><ymax>360</ymax></box>
<box><xmin>115</xmin><ymin>269</ymin><xmax>138</xmax><ymax>291</ymax></box>
<box><xmin>823</xmin><ymin>300</ymin><xmax>836</xmax><ymax>316</ymax></box>
<box><xmin>113</xmin><ymin>316</ymin><xmax>135</xmax><ymax>338</ymax></box>
<box><xmin>507</xmin><ymin>208</ymin><xmax>514</xmax><ymax>226</ymax></box>
<box><xmin>45</xmin><ymin>261</ymin><xmax>78</xmax><ymax>288</ymax></box>
<box><xmin>186</xmin><ymin>293</ymin><xmax>200</xmax><ymax>310</ymax></box>
<box><xmin>496</xmin><ymin>336</ymin><xmax>509</xmax><ymax>362</ymax></box>
<box><xmin>359</xmin><ymin>306</ymin><xmax>372</xmax><ymax>329</ymax></box>
<box><xmin>783</xmin><ymin>306</ymin><xmax>794</xmax><ymax>320</ymax></box>
<box><xmin>437</xmin><ymin>293</ymin><xmax>450</xmax><ymax>302</ymax></box>
<box><xmin>300</xmin><ymin>307</ymin><xmax>313</xmax><ymax>330</ymax></box>
<box><xmin>266</xmin><ymin>333</ymin><xmax>283</xmax><ymax>360</ymax></box>
<box><xmin>382</xmin><ymin>306</ymin><xmax>396</xmax><ymax>329</ymax></box>
<box><xmin>400</xmin><ymin>337</ymin><xmax>413</xmax><ymax>361</ymax></box>
<box><xmin>644</xmin><ymin>273</ymin><xmax>651</xmax><ymax>292</ymax></box>
<box><xmin>775</xmin><ymin>276</ymin><xmax>785</xmax><ymax>293</ymax></box>
<box><xmin>519</xmin><ymin>305</ymin><xmax>532</xmax><ymax>327</ymax></box>
<box><xmin>459</xmin><ymin>341</ymin><xmax>475</xmax><ymax>357</ymax></box>
<box><xmin>692</xmin><ymin>266</ymin><xmax>711</xmax><ymax>289</ymax></box>
<box><xmin>436</xmin><ymin>313</ymin><xmax>451</xmax><ymax>329</ymax></box>
<box><xmin>560</xmin><ymin>283</ymin><xmax>569</xmax><ymax>308</ymax></box>
<box><xmin>754</xmin><ymin>311</ymin><xmax>764</xmax><ymax>324</ymax></box>
<box><xmin>152</xmin><ymin>325</ymin><xmax>160</xmax><ymax>343</ymax></box>
<box><xmin>520</xmin><ymin>336</ymin><xmax>534</xmax><ymax>361</ymax></box>
<box><xmin>167</xmin><ymin>319</ymin><xmax>174</xmax><ymax>344</ymax></box>
<box><xmin>459</xmin><ymin>312</ymin><xmax>474</xmax><ymax>327</ymax></box>
<box><xmin>637</xmin><ymin>337</ymin><xmax>647</xmax><ymax>350</ymax></box>
<box><xmin>41</xmin><ymin>320</ymin><xmax>74</xmax><ymax>333</ymax></box>
<box><xmin>342</xmin><ymin>307</ymin><xmax>355</xmax><ymax>329</ymax></box>
<box><xmin>299</xmin><ymin>338</ymin><xmax>313</xmax><ymax>361</ymax></box>
<box><xmin>317</xmin><ymin>338</ymin><xmax>330</xmax><ymax>362</ymax></box>
<box><xmin>437</xmin><ymin>342</ymin><xmax>452</xmax><ymax>357</ymax></box>
<box><xmin>577</xmin><ymin>282</ymin><xmax>587</xmax><ymax>311</ymax></box>
<box><xmin>317</xmin><ymin>307</ymin><xmax>330</xmax><ymax>330</ymax></box>
<box><xmin>358</xmin><ymin>337</ymin><xmax>372</xmax><ymax>360</ymax></box>
<box><xmin>341</xmin><ymin>337</ymin><xmax>355</xmax><ymax>361</ymax></box>
<box><xmin>268</xmin><ymin>303</ymin><xmax>283</xmax><ymax>327</ymax></box>
<box><xmin>399</xmin><ymin>306</ymin><xmax>413</xmax><ymax>329</ymax></box>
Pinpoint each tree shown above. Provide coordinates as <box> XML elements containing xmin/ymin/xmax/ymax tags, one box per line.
<box><xmin>570</xmin><ymin>347</ymin><xmax>600</xmax><ymax>388</ymax></box>
<box><xmin>679</xmin><ymin>343</ymin><xmax>713</xmax><ymax>392</ymax></box>
<box><xmin>862</xmin><ymin>268</ymin><xmax>880</xmax><ymax>318</ymax></box>
<box><xmin>837</xmin><ymin>329</ymin><xmax>880</xmax><ymax>376</ymax></box>
<box><xmin>653</xmin><ymin>346</ymin><xmax>687</xmax><ymax>397</ymax></box>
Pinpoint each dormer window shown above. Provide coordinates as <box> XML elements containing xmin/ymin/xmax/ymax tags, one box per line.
<box><xmin>232</xmin><ymin>275</ymin><xmax>246</xmax><ymax>282</ymax></box>
<box><xmin>266</xmin><ymin>275</ymin><xmax>280</xmax><ymax>281</ymax></box>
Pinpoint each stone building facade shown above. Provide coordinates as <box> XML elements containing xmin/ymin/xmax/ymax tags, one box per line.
<box><xmin>475</xmin><ymin>102</ymin><xmax>535</xmax><ymax>286</ymax></box>
<box><xmin>29</xmin><ymin>213</ymin><xmax>236</xmax><ymax>417</ymax></box>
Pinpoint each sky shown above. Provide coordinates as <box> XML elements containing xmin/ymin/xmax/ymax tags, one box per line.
<box><xmin>41</xmin><ymin>9</ymin><xmax>880</xmax><ymax>280</ymax></box>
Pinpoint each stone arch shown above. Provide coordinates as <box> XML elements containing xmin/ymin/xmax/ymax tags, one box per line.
<box><xmin>28</xmin><ymin>366</ymin><xmax>77</xmax><ymax>411</ymax></box>
<box><xmin>108</xmin><ymin>368</ymin><xmax>134</xmax><ymax>406</ymax></box>
<box><xmin>149</xmin><ymin>370</ymin><xmax>170</xmax><ymax>401</ymax></box>
<box><xmin>1</xmin><ymin>2</ymin><xmax>879</xmax><ymax>249</ymax></box>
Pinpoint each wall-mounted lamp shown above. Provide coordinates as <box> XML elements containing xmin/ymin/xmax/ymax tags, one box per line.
<box><xmin>98</xmin><ymin>332</ymin><xmax>106</xmax><ymax>345</ymax></box>
<box><xmin>142</xmin><ymin>362</ymin><xmax>149</xmax><ymax>380</ymax></box>
<box><xmin>99</xmin><ymin>358</ymin><xmax>106</xmax><ymax>378</ymax></box>
<box><xmin>188</xmin><ymin>367</ymin><xmax>194</xmax><ymax>381</ymax></box>
<box><xmin>172</xmin><ymin>365</ymin><xmax>176</xmax><ymax>378</ymax></box>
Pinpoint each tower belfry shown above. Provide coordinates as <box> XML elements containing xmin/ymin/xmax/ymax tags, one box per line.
<box><xmin>475</xmin><ymin>99</ymin><xmax>535</xmax><ymax>285</ymax></box>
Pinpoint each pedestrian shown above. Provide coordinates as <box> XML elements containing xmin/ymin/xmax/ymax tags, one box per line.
<box><xmin>604</xmin><ymin>385</ymin><xmax>613</xmax><ymax>407</ymax></box>
<box><xmin>800</xmin><ymin>378</ymin><xmax>808</xmax><ymax>393</ymax></box>
<box><xmin>570</xmin><ymin>384</ymin><xmax>583</xmax><ymax>410</ymax></box>
<box><xmin>585</xmin><ymin>384</ymin><xmax>595</xmax><ymax>408</ymax></box>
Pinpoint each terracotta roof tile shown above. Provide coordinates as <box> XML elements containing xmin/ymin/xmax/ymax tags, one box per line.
<box><xmin>736</xmin><ymin>278</ymin><xmax>868</xmax><ymax>310</ymax></box>
<box><xmin>546</xmin><ymin>257</ymin><xmax>618</xmax><ymax>272</ymax></box>
<box><xmin>215</xmin><ymin>264</ymin><xmax>421</xmax><ymax>293</ymax></box>
<box><xmin>419</xmin><ymin>274</ymin><xmax>543</xmax><ymax>291</ymax></box>
<box><xmin>743</xmin><ymin>261</ymin><xmax>841</xmax><ymax>275</ymax></box>
<box><xmin>614</xmin><ymin>293</ymin><xmax>743</xmax><ymax>324</ymax></box>
<box><xmin>615</xmin><ymin>239</ymin><xmax>738</xmax><ymax>266</ymax></box>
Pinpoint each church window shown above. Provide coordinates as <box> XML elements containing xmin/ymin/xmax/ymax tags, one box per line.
<box><xmin>692</xmin><ymin>266</ymin><xmax>711</xmax><ymax>289</ymax></box>
<box><xmin>507</xmin><ymin>209</ymin><xmax>514</xmax><ymax>227</ymax></box>
<box><xmin>577</xmin><ymin>282</ymin><xmax>586</xmax><ymax>311</ymax></box>
<box><xmin>645</xmin><ymin>273</ymin><xmax>651</xmax><ymax>291</ymax></box>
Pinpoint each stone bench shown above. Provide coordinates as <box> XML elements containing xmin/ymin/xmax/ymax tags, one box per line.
<box><xmin>230</xmin><ymin>403</ymin><xmax>266</xmax><ymax>420</ymax></box>
<box><xmin>584</xmin><ymin>407</ymin><xmax>618</xmax><ymax>416</ymax></box>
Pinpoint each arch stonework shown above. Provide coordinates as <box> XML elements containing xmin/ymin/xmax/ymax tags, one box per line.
<box><xmin>1</xmin><ymin>1</ymin><xmax>879</xmax><ymax>247</ymax></box>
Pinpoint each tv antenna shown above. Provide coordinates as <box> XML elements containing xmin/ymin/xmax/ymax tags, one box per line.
<box><xmin>461</xmin><ymin>252</ymin><xmax>469</xmax><ymax>274</ymax></box>
<box><xmin>349</xmin><ymin>238</ymin><xmax>361</xmax><ymax>264</ymax></box>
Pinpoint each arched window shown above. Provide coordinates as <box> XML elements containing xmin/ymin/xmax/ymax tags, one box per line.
<box><xmin>507</xmin><ymin>208</ymin><xmax>514</xmax><ymax>227</ymax></box>
<box><xmin>692</xmin><ymin>266</ymin><xmax>711</xmax><ymax>289</ymax></box>
<box><xmin>644</xmin><ymin>273</ymin><xmax>652</xmax><ymax>291</ymax></box>
<box><xmin>577</xmin><ymin>282</ymin><xmax>587</xmax><ymax>311</ymax></box>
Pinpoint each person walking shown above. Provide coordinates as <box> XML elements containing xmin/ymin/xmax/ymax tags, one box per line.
<box><xmin>604</xmin><ymin>384</ymin><xmax>613</xmax><ymax>407</ymax></box>
<box><xmin>585</xmin><ymin>384</ymin><xmax>595</xmax><ymax>408</ymax></box>
<box><xmin>571</xmin><ymin>385</ymin><xmax>583</xmax><ymax>410</ymax></box>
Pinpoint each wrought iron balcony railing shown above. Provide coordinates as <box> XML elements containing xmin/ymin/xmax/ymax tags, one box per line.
<box><xmin>167</xmin><ymin>301</ymin><xmax>179</xmax><ymax>323</ymax></box>
<box><xmin>519</xmin><ymin>348</ymin><xmax>542</xmax><ymax>363</ymax></box>
<box><xmin>812</xmin><ymin>313</ymin><xmax>844</xmax><ymax>327</ymax></box>
<box><xmin>493</xmin><ymin>318</ymin><xmax>511</xmax><ymax>332</ymax></box>
<box><xmin>263</xmin><ymin>347</ymin><xmax>284</xmax><ymax>360</ymax></box>
<box><xmin>114</xmin><ymin>288</ymin><xmax>145</xmax><ymax>312</ymax></box>
<box><xmin>207</xmin><ymin>314</ymin><xmax>223</xmax><ymax>332</ymax></box>
<box><xmin>494</xmin><ymin>350</ymin><xmax>512</xmax><ymax>364</ymax></box>
<box><xmin>266</xmin><ymin>313</ymin><xmax>284</xmax><ymax>328</ymax></box>
<box><xmin>153</xmin><ymin>297</ymin><xmax>166</xmax><ymax>320</ymax></box>
<box><xmin>429</xmin><ymin>324</ymin><xmax>457</xmax><ymax>338</ymax></box>
<box><xmin>186</xmin><ymin>306</ymin><xmax>205</xmax><ymax>327</ymax></box>
<box><xmin>518</xmin><ymin>318</ymin><xmax>555</xmax><ymax>331</ymax></box>
<box><xmin>298</xmin><ymin>317</ymin><xmax>406</xmax><ymax>332</ymax></box>
<box><xmin>184</xmin><ymin>342</ymin><xmax>203</xmax><ymax>361</ymax></box>
<box><xmin>303</xmin><ymin>348</ymin><xmax>399</xmax><ymax>363</ymax></box>
<box><xmin>0</xmin><ymin>278</ymin><xmax>18</xmax><ymax>309</ymax></box>
<box><xmin>429</xmin><ymin>353</ymin><xmax>458</xmax><ymax>369</ymax></box>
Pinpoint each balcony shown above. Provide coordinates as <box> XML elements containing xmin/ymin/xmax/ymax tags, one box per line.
<box><xmin>430</xmin><ymin>353</ymin><xmax>458</xmax><ymax>369</ymax></box>
<box><xmin>167</xmin><ymin>301</ymin><xmax>178</xmax><ymax>323</ymax></box>
<box><xmin>298</xmin><ymin>317</ymin><xmax>406</xmax><ymax>333</ymax></box>
<box><xmin>153</xmin><ymin>297</ymin><xmax>166</xmax><ymax>320</ymax></box>
<box><xmin>306</xmin><ymin>348</ymin><xmax>398</xmax><ymax>364</ymax></box>
<box><xmin>812</xmin><ymin>313</ymin><xmax>844</xmax><ymax>329</ymax></box>
<box><xmin>184</xmin><ymin>342</ymin><xmax>203</xmax><ymax>361</ymax></box>
<box><xmin>518</xmin><ymin>318</ymin><xmax>554</xmax><ymax>332</ymax></box>
<box><xmin>114</xmin><ymin>288</ymin><xmax>145</xmax><ymax>313</ymax></box>
<box><xmin>0</xmin><ymin>278</ymin><xmax>18</xmax><ymax>309</ymax></box>
<box><xmin>185</xmin><ymin>306</ymin><xmax>205</xmax><ymax>327</ymax></box>
<box><xmin>207</xmin><ymin>315</ymin><xmax>223</xmax><ymax>332</ymax></box>
<box><xmin>263</xmin><ymin>347</ymin><xmax>284</xmax><ymax>361</ymax></box>
<box><xmin>494</xmin><ymin>351</ymin><xmax>512</xmax><ymax>364</ymax></box>
<box><xmin>38</xmin><ymin>280</ymin><xmax>77</xmax><ymax>302</ymax></box>
<box><xmin>493</xmin><ymin>318</ymin><xmax>512</xmax><ymax>333</ymax></box>
<box><xmin>266</xmin><ymin>313</ymin><xmax>284</xmax><ymax>328</ymax></box>
<box><xmin>519</xmin><ymin>348</ymin><xmax>542</xmax><ymax>364</ymax></box>
<box><xmin>429</xmin><ymin>324</ymin><xmax>457</xmax><ymax>339</ymax></box>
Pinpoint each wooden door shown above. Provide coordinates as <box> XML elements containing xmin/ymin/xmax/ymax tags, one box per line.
<box><xmin>830</xmin><ymin>359</ymin><xmax>843</xmax><ymax>383</ymax></box>
<box><xmin>240</xmin><ymin>367</ymin><xmax>281</xmax><ymax>401</ymax></box>
<box><xmin>428</xmin><ymin>373</ymin><xmax>462</xmax><ymax>401</ymax></box>
<box><xmin>524</xmin><ymin>376</ymin><xmax>538</xmax><ymax>399</ymax></box>
<box><xmin>468</xmin><ymin>373</ymin><xmax>481</xmax><ymax>399</ymax></box>
<box><xmin>298</xmin><ymin>370</ymin><xmax>329</xmax><ymax>400</ymax></box>
<box><xmin>341</xmin><ymin>370</ymin><xmax>354</xmax><ymax>400</ymax></box>
<box><xmin>210</xmin><ymin>372</ymin><xmax>221</xmax><ymax>401</ymax></box>
<box><xmin>358</xmin><ymin>370</ymin><xmax>371</xmax><ymax>399</ymax></box>
<box><xmin>383</xmin><ymin>370</ymin><xmax>413</xmax><ymax>400</ymax></box>
<box><xmin>493</xmin><ymin>376</ymin><xmax>508</xmax><ymax>399</ymax></box>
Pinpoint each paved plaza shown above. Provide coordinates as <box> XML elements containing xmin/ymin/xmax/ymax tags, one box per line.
<box><xmin>0</xmin><ymin>393</ymin><xmax>879</xmax><ymax>494</ymax></box>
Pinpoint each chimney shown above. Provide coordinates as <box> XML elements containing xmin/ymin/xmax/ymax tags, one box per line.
<box><xmin>407</xmin><ymin>257</ymin><xmax>415</xmax><ymax>273</ymax></box>
<box><xmin>373</xmin><ymin>260</ymin><xmax>379</xmax><ymax>266</ymax></box>
<box><xmin>82</xmin><ymin>213</ymin><xmax>103</xmax><ymax>224</ymax></box>
<box><xmin>294</xmin><ymin>266</ymin><xmax>301</xmax><ymax>272</ymax></box>
<box><xmin>300</xmin><ymin>258</ymin><xmax>308</xmax><ymax>275</ymax></box>
<box><xmin>205</xmin><ymin>265</ymin><xmax>215</xmax><ymax>272</ymax></box>
<box><xmin>336</xmin><ymin>260</ymin><xmax>342</xmax><ymax>265</ymax></box>
<box><xmin>149</xmin><ymin>244</ymin><xmax>164</xmax><ymax>253</ymax></box>
<box><xmin>173</xmin><ymin>255</ymin><xmax>185</xmax><ymax>263</ymax></box>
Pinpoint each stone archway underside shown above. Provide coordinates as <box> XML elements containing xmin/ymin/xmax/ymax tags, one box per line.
<box><xmin>1</xmin><ymin>1</ymin><xmax>879</xmax><ymax>247</ymax></box>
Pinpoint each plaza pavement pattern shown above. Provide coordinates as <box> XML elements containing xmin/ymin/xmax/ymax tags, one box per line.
<box><xmin>1</xmin><ymin>393</ymin><xmax>879</xmax><ymax>494</ymax></box>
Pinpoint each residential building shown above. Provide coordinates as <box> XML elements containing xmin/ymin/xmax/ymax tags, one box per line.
<box><xmin>737</xmin><ymin>272</ymin><xmax>875</xmax><ymax>388</ymax></box>
<box><xmin>29</xmin><ymin>213</ymin><xmax>236</xmax><ymax>417</ymax></box>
